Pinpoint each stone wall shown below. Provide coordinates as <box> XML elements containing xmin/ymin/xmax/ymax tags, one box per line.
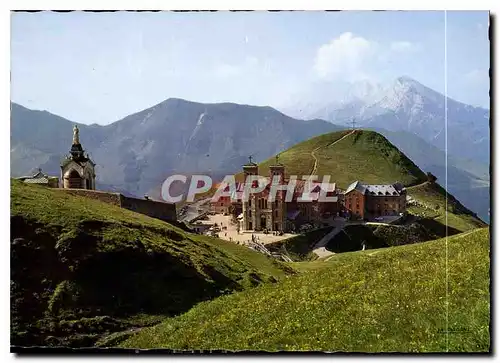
<box><xmin>120</xmin><ymin>196</ymin><xmax>177</xmax><ymax>223</ymax></box>
<box><xmin>57</xmin><ymin>189</ymin><xmax>177</xmax><ymax>223</ymax></box>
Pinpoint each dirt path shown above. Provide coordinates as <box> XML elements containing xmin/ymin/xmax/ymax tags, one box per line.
<box><xmin>406</xmin><ymin>180</ymin><xmax>431</xmax><ymax>191</ymax></box>
<box><xmin>309</xmin><ymin>130</ymin><xmax>356</xmax><ymax>176</ymax></box>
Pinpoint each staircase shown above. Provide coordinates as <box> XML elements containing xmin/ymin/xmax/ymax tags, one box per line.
<box><xmin>312</xmin><ymin>222</ymin><xmax>345</xmax><ymax>258</ymax></box>
<box><xmin>248</xmin><ymin>239</ymin><xmax>293</xmax><ymax>262</ymax></box>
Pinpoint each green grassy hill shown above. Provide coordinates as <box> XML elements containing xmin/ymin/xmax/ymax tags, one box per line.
<box><xmin>120</xmin><ymin>228</ymin><xmax>490</xmax><ymax>352</ymax></box>
<box><xmin>10</xmin><ymin>180</ymin><xmax>293</xmax><ymax>347</ymax></box>
<box><xmin>238</xmin><ymin>130</ymin><xmax>426</xmax><ymax>188</ymax></box>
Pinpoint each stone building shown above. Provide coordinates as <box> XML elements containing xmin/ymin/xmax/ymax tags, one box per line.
<box><xmin>237</xmin><ymin>157</ymin><xmax>342</xmax><ymax>232</ymax></box>
<box><xmin>344</xmin><ymin>181</ymin><xmax>406</xmax><ymax>220</ymax></box>
<box><xmin>240</xmin><ymin>156</ymin><xmax>287</xmax><ymax>232</ymax></box>
<box><xmin>17</xmin><ymin>169</ymin><xmax>59</xmax><ymax>188</ymax></box>
<box><xmin>60</xmin><ymin>189</ymin><xmax>177</xmax><ymax>224</ymax></box>
<box><xmin>210</xmin><ymin>182</ymin><xmax>245</xmax><ymax>215</ymax></box>
<box><xmin>60</xmin><ymin>125</ymin><xmax>96</xmax><ymax>189</ymax></box>
<box><xmin>241</xmin><ymin>157</ymin><xmax>259</xmax><ymax>231</ymax></box>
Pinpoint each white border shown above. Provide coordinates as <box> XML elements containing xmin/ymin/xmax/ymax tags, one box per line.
<box><xmin>1</xmin><ymin>0</ymin><xmax>497</xmax><ymax>361</ymax></box>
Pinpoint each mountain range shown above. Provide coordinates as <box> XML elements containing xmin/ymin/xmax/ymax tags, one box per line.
<box><xmin>10</xmin><ymin>101</ymin><xmax>340</xmax><ymax>196</ymax></box>
<box><xmin>282</xmin><ymin>76</ymin><xmax>490</xmax><ymax>164</ymax></box>
<box><xmin>10</xmin><ymin>77</ymin><xmax>490</xmax><ymax>222</ymax></box>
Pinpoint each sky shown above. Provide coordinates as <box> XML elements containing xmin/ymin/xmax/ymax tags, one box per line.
<box><xmin>11</xmin><ymin>11</ymin><xmax>490</xmax><ymax>125</ymax></box>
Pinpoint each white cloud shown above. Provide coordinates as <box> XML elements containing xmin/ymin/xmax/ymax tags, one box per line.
<box><xmin>390</xmin><ymin>41</ymin><xmax>422</xmax><ymax>53</ymax></box>
<box><xmin>465</xmin><ymin>69</ymin><xmax>489</xmax><ymax>84</ymax></box>
<box><xmin>213</xmin><ymin>56</ymin><xmax>259</xmax><ymax>78</ymax></box>
<box><xmin>214</xmin><ymin>56</ymin><xmax>266</xmax><ymax>78</ymax></box>
<box><xmin>214</xmin><ymin>63</ymin><xmax>241</xmax><ymax>78</ymax></box>
<box><xmin>313</xmin><ymin>32</ymin><xmax>377</xmax><ymax>81</ymax></box>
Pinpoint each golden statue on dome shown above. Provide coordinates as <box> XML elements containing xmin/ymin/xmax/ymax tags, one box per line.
<box><xmin>72</xmin><ymin>124</ymin><xmax>80</xmax><ymax>145</ymax></box>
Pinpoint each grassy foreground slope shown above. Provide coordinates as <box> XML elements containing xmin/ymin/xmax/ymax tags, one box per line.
<box><xmin>121</xmin><ymin>228</ymin><xmax>490</xmax><ymax>352</ymax></box>
<box><xmin>11</xmin><ymin>180</ymin><xmax>292</xmax><ymax>347</ymax></box>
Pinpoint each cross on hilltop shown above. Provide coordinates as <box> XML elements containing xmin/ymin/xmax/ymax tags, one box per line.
<box><xmin>347</xmin><ymin>118</ymin><xmax>358</xmax><ymax>130</ymax></box>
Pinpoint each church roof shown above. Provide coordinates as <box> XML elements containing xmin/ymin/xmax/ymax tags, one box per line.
<box><xmin>365</xmin><ymin>184</ymin><xmax>400</xmax><ymax>196</ymax></box>
<box><xmin>18</xmin><ymin>169</ymin><xmax>57</xmax><ymax>184</ymax></box>
<box><xmin>24</xmin><ymin>177</ymin><xmax>49</xmax><ymax>184</ymax></box>
<box><xmin>243</xmin><ymin>161</ymin><xmax>258</xmax><ymax>167</ymax></box>
<box><xmin>345</xmin><ymin>181</ymin><xmax>405</xmax><ymax>196</ymax></box>
<box><xmin>345</xmin><ymin>181</ymin><xmax>366</xmax><ymax>194</ymax></box>
<box><xmin>243</xmin><ymin>155</ymin><xmax>258</xmax><ymax>167</ymax></box>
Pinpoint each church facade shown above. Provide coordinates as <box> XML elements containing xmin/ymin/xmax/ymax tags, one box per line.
<box><xmin>241</xmin><ymin>157</ymin><xmax>287</xmax><ymax>232</ymax></box>
<box><xmin>209</xmin><ymin>157</ymin><xmax>408</xmax><ymax>231</ymax></box>
<box><xmin>60</xmin><ymin>125</ymin><xmax>96</xmax><ymax>190</ymax></box>
<box><xmin>209</xmin><ymin>157</ymin><xmax>341</xmax><ymax>233</ymax></box>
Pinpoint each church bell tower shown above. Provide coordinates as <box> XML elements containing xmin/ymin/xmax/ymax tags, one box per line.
<box><xmin>60</xmin><ymin>125</ymin><xmax>96</xmax><ymax>190</ymax></box>
<box><xmin>269</xmin><ymin>154</ymin><xmax>286</xmax><ymax>232</ymax></box>
<box><xmin>242</xmin><ymin>156</ymin><xmax>258</xmax><ymax>231</ymax></box>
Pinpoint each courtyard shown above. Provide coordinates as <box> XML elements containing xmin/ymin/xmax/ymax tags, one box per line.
<box><xmin>204</xmin><ymin>213</ymin><xmax>296</xmax><ymax>245</ymax></box>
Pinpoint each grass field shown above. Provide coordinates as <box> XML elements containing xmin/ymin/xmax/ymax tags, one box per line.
<box><xmin>121</xmin><ymin>228</ymin><xmax>490</xmax><ymax>352</ymax></box>
<box><xmin>11</xmin><ymin>180</ymin><xmax>293</xmax><ymax>347</ymax></box>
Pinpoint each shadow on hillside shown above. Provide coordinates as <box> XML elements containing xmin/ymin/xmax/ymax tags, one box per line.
<box><xmin>326</xmin><ymin>225</ymin><xmax>386</xmax><ymax>253</ymax></box>
<box><xmin>266</xmin><ymin>227</ymin><xmax>334</xmax><ymax>261</ymax></box>
<box><xmin>325</xmin><ymin>220</ymin><xmax>452</xmax><ymax>253</ymax></box>
<box><xmin>10</xmin><ymin>216</ymin><xmax>240</xmax><ymax>348</ymax></box>
<box><xmin>416</xmin><ymin>217</ymin><xmax>462</xmax><ymax>237</ymax></box>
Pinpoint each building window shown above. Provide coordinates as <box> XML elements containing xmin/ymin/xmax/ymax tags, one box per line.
<box><xmin>356</xmin><ymin>204</ymin><xmax>359</xmax><ymax>209</ymax></box>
